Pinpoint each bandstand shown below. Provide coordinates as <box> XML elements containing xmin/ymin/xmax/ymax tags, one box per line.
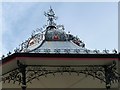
<box><xmin>1</xmin><ymin>7</ymin><xmax>120</xmax><ymax>90</ymax></box>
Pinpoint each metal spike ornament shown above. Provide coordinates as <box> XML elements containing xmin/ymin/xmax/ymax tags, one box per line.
<box><xmin>44</xmin><ymin>6</ymin><xmax>57</xmax><ymax>26</ymax></box>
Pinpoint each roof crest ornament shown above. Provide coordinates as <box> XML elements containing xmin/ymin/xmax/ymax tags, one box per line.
<box><xmin>44</xmin><ymin>6</ymin><xmax>58</xmax><ymax>27</ymax></box>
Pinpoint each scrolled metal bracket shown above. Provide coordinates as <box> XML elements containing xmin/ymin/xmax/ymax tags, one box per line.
<box><xmin>2</xmin><ymin>60</ymin><xmax>120</xmax><ymax>90</ymax></box>
<box><xmin>104</xmin><ymin>61</ymin><xmax>120</xmax><ymax>89</ymax></box>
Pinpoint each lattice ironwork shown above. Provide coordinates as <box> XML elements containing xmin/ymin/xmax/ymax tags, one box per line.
<box><xmin>2</xmin><ymin>68</ymin><xmax>22</xmax><ymax>84</ymax></box>
<box><xmin>2</xmin><ymin>60</ymin><xmax>120</xmax><ymax>90</ymax></box>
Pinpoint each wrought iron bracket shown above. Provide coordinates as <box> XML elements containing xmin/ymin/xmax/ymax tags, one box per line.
<box><xmin>2</xmin><ymin>60</ymin><xmax>120</xmax><ymax>90</ymax></box>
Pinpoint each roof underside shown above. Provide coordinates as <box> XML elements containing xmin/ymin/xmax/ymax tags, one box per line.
<box><xmin>1</xmin><ymin>53</ymin><xmax>119</xmax><ymax>78</ymax></box>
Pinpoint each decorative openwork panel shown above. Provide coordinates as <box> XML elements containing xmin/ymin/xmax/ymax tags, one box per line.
<box><xmin>2</xmin><ymin>61</ymin><xmax>120</xmax><ymax>90</ymax></box>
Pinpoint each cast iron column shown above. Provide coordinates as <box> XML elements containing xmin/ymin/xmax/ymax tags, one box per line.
<box><xmin>104</xmin><ymin>65</ymin><xmax>111</xmax><ymax>90</ymax></box>
<box><xmin>104</xmin><ymin>61</ymin><xmax>116</xmax><ymax>90</ymax></box>
<box><xmin>17</xmin><ymin>60</ymin><xmax>27</xmax><ymax>90</ymax></box>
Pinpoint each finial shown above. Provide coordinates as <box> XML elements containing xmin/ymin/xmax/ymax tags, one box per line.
<box><xmin>44</xmin><ymin>6</ymin><xmax>57</xmax><ymax>26</ymax></box>
<box><xmin>50</xmin><ymin>6</ymin><xmax>52</xmax><ymax>10</ymax></box>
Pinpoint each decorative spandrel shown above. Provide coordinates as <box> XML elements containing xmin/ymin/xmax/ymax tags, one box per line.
<box><xmin>2</xmin><ymin>60</ymin><xmax>120</xmax><ymax>90</ymax></box>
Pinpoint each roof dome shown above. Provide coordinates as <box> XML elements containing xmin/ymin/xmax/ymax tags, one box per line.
<box><xmin>45</xmin><ymin>26</ymin><xmax>67</xmax><ymax>41</ymax></box>
<box><xmin>15</xmin><ymin>7</ymin><xmax>87</xmax><ymax>54</ymax></box>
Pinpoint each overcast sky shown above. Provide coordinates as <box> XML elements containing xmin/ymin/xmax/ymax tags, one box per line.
<box><xmin>1</xmin><ymin>2</ymin><xmax>118</xmax><ymax>56</ymax></box>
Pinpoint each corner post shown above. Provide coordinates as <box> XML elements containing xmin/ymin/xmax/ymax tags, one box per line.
<box><xmin>17</xmin><ymin>60</ymin><xmax>27</xmax><ymax>90</ymax></box>
<box><xmin>104</xmin><ymin>61</ymin><xmax>116</xmax><ymax>90</ymax></box>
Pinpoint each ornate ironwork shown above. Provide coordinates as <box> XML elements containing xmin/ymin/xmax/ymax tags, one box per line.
<box><xmin>44</xmin><ymin>6</ymin><xmax>57</xmax><ymax>26</ymax></box>
<box><xmin>112</xmin><ymin>49</ymin><xmax>117</xmax><ymax>54</ymax></box>
<box><xmin>54</xmin><ymin>49</ymin><xmax>61</xmax><ymax>53</ymax></box>
<box><xmin>93</xmin><ymin>49</ymin><xmax>100</xmax><ymax>54</ymax></box>
<box><xmin>2</xmin><ymin>60</ymin><xmax>120</xmax><ymax>90</ymax></box>
<box><xmin>74</xmin><ymin>49</ymin><xmax>80</xmax><ymax>54</ymax></box>
<box><xmin>103</xmin><ymin>49</ymin><xmax>109</xmax><ymax>54</ymax></box>
<box><xmin>2</xmin><ymin>68</ymin><xmax>22</xmax><ymax>84</ymax></box>
<box><xmin>44</xmin><ymin>49</ymin><xmax>51</xmax><ymax>53</ymax></box>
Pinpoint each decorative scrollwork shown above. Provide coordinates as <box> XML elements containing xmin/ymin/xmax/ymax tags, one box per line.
<box><xmin>74</xmin><ymin>49</ymin><xmax>80</xmax><ymax>54</ymax></box>
<box><xmin>103</xmin><ymin>49</ymin><xmax>109</xmax><ymax>54</ymax></box>
<box><xmin>64</xmin><ymin>49</ymin><xmax>70</xmax><ymax>54</ymax></box>
<box><xmin>54</xmin><ymin>49</ymin><xmax>61</xmax><ymax>53</ymax></box>
<box><xmin>112</xmin><ymin>49</ymin><xmax>117</xmax><ymax>54</ymax></box>
<box><xmin>2</xmin><ymin>61</ymin><xmax>120</xmax><ymax>90</ymax></box>
<box><xmin>24</xmin><ymin>65</ymin><xmax>107</xmax><ymax>84</ymax></box>
<box><xmin>44</xmin><ymin>49</ymin><xmax>50</xmax><ymax>53</ymax></box>
<box><xmin>2</xmin><ymin>68</ymin><xmax>22</xmax><ymax>84</ymax></box>
<box><xmin>93</xmin><ymin>49</ymin><xmax>100</xmax><ymax>54</ymax></box>
<box><xmin>84</xmin><ymin>49</ymin><xmax>90</xmax><ymax>54</ymax></box>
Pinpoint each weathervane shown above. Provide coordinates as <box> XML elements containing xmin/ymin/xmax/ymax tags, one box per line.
<box><xmin>44</xmin><ymin>6</ymin><xmax>57</xmax><ymax>26</ymax></box>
